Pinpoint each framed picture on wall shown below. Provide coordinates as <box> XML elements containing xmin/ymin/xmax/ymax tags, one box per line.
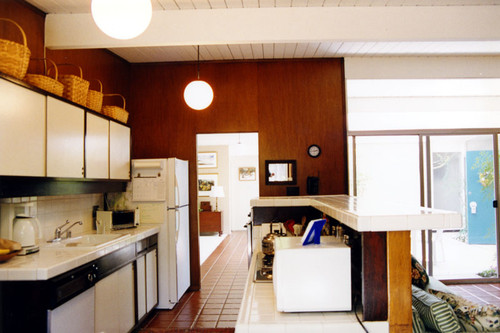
<box><xmin>239</xmin><ymin>167</ymin><xmax>256</xmax><ymax>181</ymax></box>
<box><xmin>198</xmin><ymin>174</ymin><xmax>218</xmax><ymax>196</ymax></box>
<box><xmin>198</xmin><ymin>152</ymin><xmax>217</xmax><ymax>168</ymax></box>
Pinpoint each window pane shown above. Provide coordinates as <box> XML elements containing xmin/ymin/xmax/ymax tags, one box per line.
<box><xmin>347</xmin><ymin>79</ymin><xmax>500</xmax><ymax>131</ymax></box>
<box><xmin>355</xmin><ymin>136</ymin><xmax>420</xmax><ymax>205</ymax></box>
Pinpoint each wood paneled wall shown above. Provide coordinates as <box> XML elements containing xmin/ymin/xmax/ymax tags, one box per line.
<box><xmin>129</xmin><ymin>59</ymin><xmax>347</xmax><ymax>288</ymax></box>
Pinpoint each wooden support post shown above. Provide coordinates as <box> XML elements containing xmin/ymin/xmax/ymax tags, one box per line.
<box><xmin>387</xmin><ymin>231</ymin><xmax>412</xmax><ymax>333</ymax></box>
<box><xmin>361</xmin><ymin>232</ymin><xmax>388</xmax><ymax>321</ymax></box>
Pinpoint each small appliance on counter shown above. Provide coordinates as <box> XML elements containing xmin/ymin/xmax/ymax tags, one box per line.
<box><xmin>0</xmin><ymin>202</ymin><xmax>42</xmax><ymax>255</ymax></box>
<box><xmin>96</xmin><ymin>208</ymin><xmax>140</xmax><ymax>231</ymax></box>
<box><xmin>273</xmin><ymin>236</ymin><xmax>352</xmax><ymax>312</ymax></box>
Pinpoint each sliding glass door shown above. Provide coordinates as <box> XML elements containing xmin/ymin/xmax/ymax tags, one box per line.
<box><xmin>429</xmin><ymin>135</ymin><xmax>498</xmax><ymax>281</ymax></box>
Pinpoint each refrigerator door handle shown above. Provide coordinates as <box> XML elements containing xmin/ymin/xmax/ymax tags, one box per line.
<box><xmin>175</xmin><ymin>208</ymin><xmax>180</xmax><ymax>244</ymax></box>
<box><xmin>174</xmin><ymin>176</ymin><xmax>180</xmax><ymax>208</ymax></box>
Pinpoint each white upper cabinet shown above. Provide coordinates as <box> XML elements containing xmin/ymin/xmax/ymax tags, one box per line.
<box><xmin>0</xmin><ymin>77</ymin><xmax>131</xmax><ymax>183</ymax></box>
<box><xmin>110</xmin><ymin>121</ymin><xmax>131</xmax><ymax>180</ymax></box>
<box><xmin>85</xmin><ymin>113</ymin><xmax>109</xmax><ymax>179</ymax></box>
<box><xmin>0</xmin><ymin>79</ymin><xmax>46</xmax><ymax>176</ymax></box>
<box><xmin>46</xmin><ymin>97</ymin><xmax>85</xmax><ymax>178</ymax></box>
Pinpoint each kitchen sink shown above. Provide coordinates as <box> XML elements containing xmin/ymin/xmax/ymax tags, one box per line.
<box><xmin>44</xmin><ymin>233</ymin><xmax>129</xmax><ymax>249</ymax></box>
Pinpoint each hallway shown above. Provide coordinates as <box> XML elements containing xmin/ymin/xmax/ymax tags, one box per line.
<box><xmin>137</xmin><ymin>230</ymin><xmax>248</xmax><ymax>332</ymax></box>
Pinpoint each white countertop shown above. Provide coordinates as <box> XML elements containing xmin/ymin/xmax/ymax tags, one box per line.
<box><xmin>235</xmin><ymin>252</ymin><xmax>388</xmax><ymax>333</ymax></box>
<box><xmin>251</xmin><ymin>195</ymin><xmax>462</xmax><ymax>232</ymax></box>
<box><xmin>0</xmin><ymin>225</ymin><xmax>159</xmax><ymax>281</ymax></box>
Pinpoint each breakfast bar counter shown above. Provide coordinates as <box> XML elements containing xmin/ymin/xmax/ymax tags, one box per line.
<box><xmin>245</xmin><ymin>195</ymin><xmax>462</xmax><ymax>333</ymax></box>
<box><xmin>251</xmin><ymin>195</ymin><xmax>461</xmax><ymax>231</ymax></box>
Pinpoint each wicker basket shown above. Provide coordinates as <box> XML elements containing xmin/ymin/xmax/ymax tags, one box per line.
<box><xmin>0</xmin><ymin>18</ymin><xmax>31</xmax><ymax>79</ymax></box>
<box><xmin>25</xmin><ymin>58</ymin><xmax>64</xmax><ymax>96</ymax></box>
<box><xmin>86</xmin><ymin>79</ymin><xmax>103</xmax><ymax>112</ymax></box>
<box><xmin>57</xmin><ymin>63</ymin><xmax>89</xmax><ymax>106</ymax></box>
<box><xmin>102</xmin><ymin>94</ymin><xmax>129</xmax><ymax>124</ymax></box>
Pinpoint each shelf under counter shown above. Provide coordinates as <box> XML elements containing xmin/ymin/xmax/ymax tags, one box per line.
<box><xmin>235</xmin><ymin>251</ymin><xmax>388</xmax><ymax>333</ymax></box>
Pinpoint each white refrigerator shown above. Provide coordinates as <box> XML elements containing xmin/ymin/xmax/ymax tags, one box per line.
<box><xmin>131</xmin><ymin>158</ymin><xmax>190</xmax><ymax>309</ymax></box>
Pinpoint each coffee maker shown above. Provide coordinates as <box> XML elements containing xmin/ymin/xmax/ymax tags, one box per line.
<box><xmin>1</xmin><ymin>201</ymin><xmax>42</xmax><ymax>255</ymax></box>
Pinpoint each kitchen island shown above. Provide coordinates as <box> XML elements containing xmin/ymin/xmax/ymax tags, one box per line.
<box><xmin>237</xmin><ymin>195</ymin><xmax>461</xmax><ymax>333</ymax></box>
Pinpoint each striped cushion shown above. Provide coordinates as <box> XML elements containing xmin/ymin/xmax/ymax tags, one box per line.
<box><xmin>412</xmin><ymin>305</ymin><xmax>427</xmax><ymax>333</ymax></box>
<box><xmin>412</xmin><ymin>285</ymin><xmax>461</xmax><ymax>333</ymax></box>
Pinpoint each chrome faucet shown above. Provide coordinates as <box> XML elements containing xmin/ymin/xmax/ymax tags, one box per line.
<box><xmin>53</xmin><ymin>220</ymin><xmax>70</xmax><ymax>241</ymax></box>
<box><xmin>60</xmin><ymin>220</ymin><xmax>83</xmax><ymax>239</ymax></box>
<box><xmin>52</xmin><ymin>220</ymin><xmax>83</xmax><ymax>241</ymax></box>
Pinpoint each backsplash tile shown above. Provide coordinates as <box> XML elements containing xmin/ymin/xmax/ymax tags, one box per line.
<box><xmin>35</xmin><ymin>194</ymin><xmax>103</xmax><ymax>242</ymax></box>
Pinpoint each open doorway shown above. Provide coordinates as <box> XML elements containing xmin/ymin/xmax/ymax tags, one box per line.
<box><xmin>196</xmin><ymin>132</ymin><xmax>259</xmax><ymax>264</ymax></box>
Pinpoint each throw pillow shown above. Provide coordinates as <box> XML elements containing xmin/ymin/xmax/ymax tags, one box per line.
<box><xmin>412</xmin><ymin>305</ymin><xmax>427</xmax><ymax>333</ymax></box>
<box><xmin>411</xmin><ymin>255</ymin><xmax>429</xmax><ymax>289</ymax></box>
<box><xmin>412</xmin><ymin>285</ymin><xmax>461</xmax><ymax>333</ymax></box>
<box><xmin>429</xmin><ymin>289</ymin><xmax>500</xmax><ymax>332</ymax></box>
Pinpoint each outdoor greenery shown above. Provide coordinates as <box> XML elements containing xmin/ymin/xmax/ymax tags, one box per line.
<box><xmin>477</xmin><ymin>267</ymin><xmax>497</xmax><ymax>278</ymax></box>
<box><xmin>472</xmin><ymin>151</ymin><xmax>495</xmax><ymax>201</ymax></box>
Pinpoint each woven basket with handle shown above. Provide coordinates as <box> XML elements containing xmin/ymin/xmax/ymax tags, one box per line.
<box><xmin>102</xmin><ymin>94</ymin><xmax>129</xmax><ymax>124</ymax></box>
<box><xmin>86</xmin><ymin>79</ymin><xmax>103</xmax><ymax>112</ymax></box>
<box><xmin>25</xmin><ymin>58</ymin><xmax>64</xmax><ymax>96</ymax></box>
<box><xmin>57</xmin><ymin>63</ymin><xmax>89</xmax><ymax>106</ymax></box>
<box><xmin>0</xmin><ymin>18</ymin><xmax>31</xmax><ymax>79</ymax></box>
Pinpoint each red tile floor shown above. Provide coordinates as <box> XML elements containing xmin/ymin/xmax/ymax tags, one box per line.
<box><xmin>137</xmin><ymin>230</ymin><xmax>248</xmax><ymax>333</ymax></box>
<box><xmin>449</xmin><ymin>283</ymin><xmax>500</xmax><ymax>306</ymax></box>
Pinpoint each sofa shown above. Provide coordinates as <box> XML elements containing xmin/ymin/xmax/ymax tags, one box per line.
<box><xmin>411</xmin><ymin>256</ymin><xmax>500</xmax><ymax>332</ymax></box>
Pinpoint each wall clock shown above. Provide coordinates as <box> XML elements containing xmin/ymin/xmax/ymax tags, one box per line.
<box><xmin>307</xmin><ymin>144</ymin><xmax>321</xmax><ymax>158</ymax></box>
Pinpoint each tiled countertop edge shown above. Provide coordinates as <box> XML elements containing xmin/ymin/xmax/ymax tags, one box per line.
<box><xmin>251</xmin><ymin>195</ymin><xmax>462</xmax><ymax>232</ymax></box>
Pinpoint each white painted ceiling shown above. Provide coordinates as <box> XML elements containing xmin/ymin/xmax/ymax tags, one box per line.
<box><xmin>25</xmin><ymin>0</ymin><xmax>500</xmax><ymax>63</ymax></box>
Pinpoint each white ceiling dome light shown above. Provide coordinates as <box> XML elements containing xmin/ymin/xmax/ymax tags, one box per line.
<box><xmin>184</xmin><ymin>46</ymin><xmax>214</xmax><ymax>110</ymax></box>
<box><xmin>91</xmin><ymin>0</ymin><xmax>152</xmax><ymax>40</ymax></box>
<box><xmin>184</xmin><ymin>80</ymin><xmax>214</xmax><ymax>111</ymax></box>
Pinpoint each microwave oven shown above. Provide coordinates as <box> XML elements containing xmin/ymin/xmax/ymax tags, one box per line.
<box><xmin>96</xmin><ymin>209</ymin><xmax>140</xmax><ymax>230</ymax></box>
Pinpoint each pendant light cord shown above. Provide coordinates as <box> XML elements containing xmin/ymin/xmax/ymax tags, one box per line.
<box><xmin>197</xmin><ymin>45</ymin><xmax>200</xmax><ymax>80</ymax></box>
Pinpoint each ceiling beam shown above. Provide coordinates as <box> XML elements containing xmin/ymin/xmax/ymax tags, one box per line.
<box><xmin>45</xmin><ymin>6</ymin><xmax>500</xmax><ymax>50</ymax></box>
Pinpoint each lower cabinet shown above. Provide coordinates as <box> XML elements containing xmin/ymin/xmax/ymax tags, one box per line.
<box><xmin>136</xmin><ymin>248</ymin><xmax>158</xmax><ymax>322</ymax></box>
<box><xmin>0</xmin><ymin>235</ymin><xmax>158</xmax><ymax>333</ymax></box>
<box><xmin>146</xmin><ymin>249</ymin><xmax>158</xmax><ymax>312</ymax></box>
<box><xmin>95</xmin><ymin>263</ymin><xmax>135</xmax><ymax>333</ymax></box>
<box><xmin>49</xmin><ymin>287</ymin><xmax>95</xmax><ymax>333</ymax></box>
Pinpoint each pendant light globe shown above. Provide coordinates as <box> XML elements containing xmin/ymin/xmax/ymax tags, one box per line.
<box><xmin>184</xmin><ymin>80</ymin><xmax>214</xmax><ymax>110</ymax></box>
<box><xmin>91</xmin><ymin>0</ymin><xmax>152</xmax><ymax>40</ymax></box>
